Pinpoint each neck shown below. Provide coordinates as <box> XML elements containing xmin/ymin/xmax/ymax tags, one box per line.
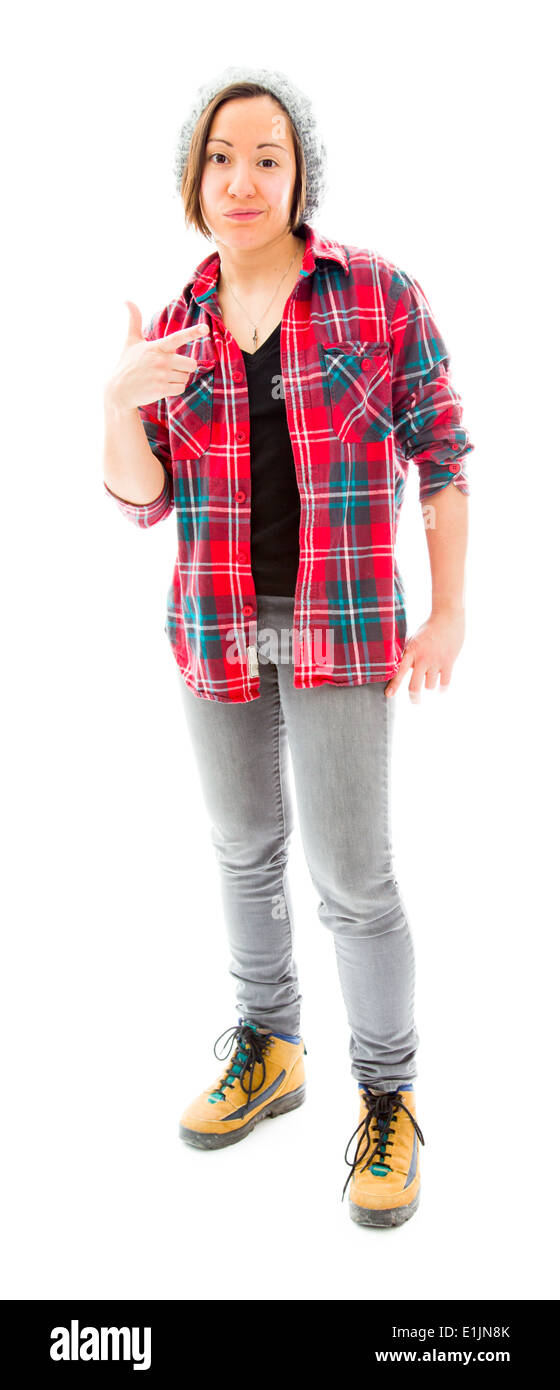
<box><xmin>215</xmin><ymin>226</ymin><xmax>305</xmax><ymax>294</ymax></box>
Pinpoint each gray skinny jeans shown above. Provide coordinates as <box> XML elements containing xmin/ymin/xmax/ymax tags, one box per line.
<box><xmin>175</xmin><ymin>593</ymin><xmax>419</xmax><ymax>1089</ymax></box>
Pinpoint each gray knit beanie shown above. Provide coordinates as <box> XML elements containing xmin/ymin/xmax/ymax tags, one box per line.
<box><xmin>172</xmin><ymin>64</ymin><xmax>328</xmax><ymax>222</ymax></box>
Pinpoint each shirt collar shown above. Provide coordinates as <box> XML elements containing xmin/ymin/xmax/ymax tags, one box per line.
<box><xmin>182</xmin><ymin>221</ymin><xmax>349</xmax><ymax>307</ymax></box>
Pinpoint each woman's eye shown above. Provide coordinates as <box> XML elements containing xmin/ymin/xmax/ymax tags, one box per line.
<box><xmin>207</xmin><ymin>154</ymin><xmax>277</xmax><ymax>168</ymax></box>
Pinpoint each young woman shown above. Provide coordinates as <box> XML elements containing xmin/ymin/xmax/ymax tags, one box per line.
<box><xmin>103</xmin><ymin>65</ymin><xmax>474</xmax><ymax>1227</ymax></box>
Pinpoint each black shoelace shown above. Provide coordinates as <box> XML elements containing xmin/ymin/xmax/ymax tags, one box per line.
<box><xmin>211</xmin><ymin>1023</ymin><xmax>271</xmax><ymax>1108</ymax></box>
<box><xmin>341</xmin><ymin>1087</ymin><xmax>425</xmax><ymax>1202</ymax></box>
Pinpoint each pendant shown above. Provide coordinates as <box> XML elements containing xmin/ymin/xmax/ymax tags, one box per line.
<box><xmin>253</xmin><ymin>327</ymin><xmax>258</xmax><ymax>349</ymax></box>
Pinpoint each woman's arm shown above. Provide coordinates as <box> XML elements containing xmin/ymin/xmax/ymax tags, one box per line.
<box><xmin>103</xmin><ymin>386</ymin><xmax>168</xmax><ymax>505</ymax></box>
<box><xmin>101</xmin><ymin>300</ymin><xmax>199</xmax><ymax>528</ymax></box>
<box><xmin>424</xmin><ymin>481</ymin><xmax>468</xmax><ymax>617</ymax></box>
<box><xmin>385</xmin><ymin>482</ymin><xmax>468</xmax><ymax>701</ymax></box>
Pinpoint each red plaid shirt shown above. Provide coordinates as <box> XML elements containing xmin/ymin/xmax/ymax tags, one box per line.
<box><xmin>104</xmin><ymin>222</ymin><xmax>474</xmax><ymax>702</ymax></box>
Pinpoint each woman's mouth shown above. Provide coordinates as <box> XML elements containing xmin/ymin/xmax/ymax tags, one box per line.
<box><xmin>225</xmin><ymin>211</ymin><xmax>263</xmax><ymax>220</ymax></box>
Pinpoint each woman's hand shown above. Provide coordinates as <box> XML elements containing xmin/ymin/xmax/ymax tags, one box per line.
<box><xmin>104</xmin><ymin>301</ymin><xmax>210</xmax><ymax>412</ymax></box>
<box><xmin>384</xmin><ymin>607</ymin><xmax>466</xmax><ymax>702</ymax></box>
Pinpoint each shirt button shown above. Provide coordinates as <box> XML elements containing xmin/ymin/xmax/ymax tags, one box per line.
<box><xmin>236</xmin><ymin>430</ymin><xmax>247</xmax><ymax>443</ymax></box>
<box><xmin>449</xmin><ymin>463</ymin><xmax>461</xmax><ymax>473</ymax></box>
<box><xmin>235</xmin><ymin>489</ymin><xmax>246</xmax><ymax>503</ymax></box>
<box><xmin>232</xmin><ymin>370</ymin><xmax>243</xmax><ymax>383</ymax></box>
<box><xmin>361</xmin><ymin>358</ymin><xmax>371</xmax><ymax>371</ymax></box>
<box><xmin>237</xmin><ymin>550</ymin><xmax>247</xmax><ymax>564</ymax></box>
<box><xmin>242</xmin><ymin>604</ymin><xmax>254</xmax><ymax>617</ymax></box>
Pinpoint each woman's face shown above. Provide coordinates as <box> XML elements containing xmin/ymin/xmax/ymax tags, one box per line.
<box><xmin>200</xmin><ymin>94</ymin><xmax>297</xmax><ymax>247</ymax></box>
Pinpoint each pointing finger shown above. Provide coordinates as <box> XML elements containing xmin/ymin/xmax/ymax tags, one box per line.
<box><xmin>157</xmin><ymin>324</ymin><xmax>210</xmax><ymax>351</ymax></box>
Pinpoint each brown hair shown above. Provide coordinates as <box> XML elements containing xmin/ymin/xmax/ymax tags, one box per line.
<box><xmin>179</xmin><ymin>82</ymin><xmax>307</xmax><ymax>239</ymax></box>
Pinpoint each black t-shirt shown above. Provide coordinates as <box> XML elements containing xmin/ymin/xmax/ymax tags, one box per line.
<box><xmin>241</xmin><ymin>322</ymin><xmax>300</xmax><ymax>596</ymax></box>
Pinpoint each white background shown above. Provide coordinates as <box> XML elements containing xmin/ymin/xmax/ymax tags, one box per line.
<box><xmin>2</xmin><ymin>0</ymin><xmax>559</xmax><ymax>1302</ymax></box>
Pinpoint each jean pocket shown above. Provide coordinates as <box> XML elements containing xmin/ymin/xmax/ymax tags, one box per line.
<box><xmin>321</xmin><ymin>340</ymin><xmax>393</xmax><ymax>444</ymax></box>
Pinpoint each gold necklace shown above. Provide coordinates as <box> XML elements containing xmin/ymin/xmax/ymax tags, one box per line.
<box><xmin>219</xmin><ymin>242</ymin><xmax>300</xmax><ymax>349</ymax></box>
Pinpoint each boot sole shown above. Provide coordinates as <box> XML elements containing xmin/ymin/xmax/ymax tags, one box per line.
<box><xmin>179</xmin><ymin>1083</ymin><xmax>306</xmax><ymax>1150</ymax></box>
<box><xmin>349</xmin><ymin>1188</ymin><xmax>420</xmax><ymax>1228</ymax></box>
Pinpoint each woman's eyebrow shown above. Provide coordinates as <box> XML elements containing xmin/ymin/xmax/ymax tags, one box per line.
<box><xmin>206</xmin><ymin>137</ymin><xmax>287</xmax><ymax>150</ymax></box>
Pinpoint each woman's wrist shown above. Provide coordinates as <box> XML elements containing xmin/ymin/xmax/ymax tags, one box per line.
<box><xmin>103</xmin><ymin>378</ymin><xmax>136</xmax><ymax>419</ymax></box>
<box><xmin>429</xmin><ymin>598</ymin><xmax>465</xmax><ymax>619</ymax></box>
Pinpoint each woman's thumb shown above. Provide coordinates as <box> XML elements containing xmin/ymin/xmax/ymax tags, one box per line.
<box><xmin>123</xmin><ymin>300</ymin><xmax>144</xmax><ymax>342</ymax></box>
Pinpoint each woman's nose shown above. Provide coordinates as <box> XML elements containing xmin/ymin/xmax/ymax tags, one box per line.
<box><xmin>227</xmin><ymin>166</ymin><xmax>257</xmax><ymax>197</ymax></box>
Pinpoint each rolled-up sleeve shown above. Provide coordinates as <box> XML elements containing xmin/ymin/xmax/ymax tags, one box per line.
<box><xmin>388</xmin><ymin>268</ymin><xmax>474</xmax><ymax>505</ymax></box>
<box><xmin>103</xmin><ymin>309</ymin><xmax>174</xmax><ymax>528</ymax></box>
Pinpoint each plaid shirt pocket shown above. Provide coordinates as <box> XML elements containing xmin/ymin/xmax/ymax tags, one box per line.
<box><xmin>320</xmin><ymin>340</ymin><xmax>393</xmax><ymax>444</ymax></box>
<box><xmin>167</xmin><ymin>356</ymin><xmax>217</xmax><ymax>459</ymax></box>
